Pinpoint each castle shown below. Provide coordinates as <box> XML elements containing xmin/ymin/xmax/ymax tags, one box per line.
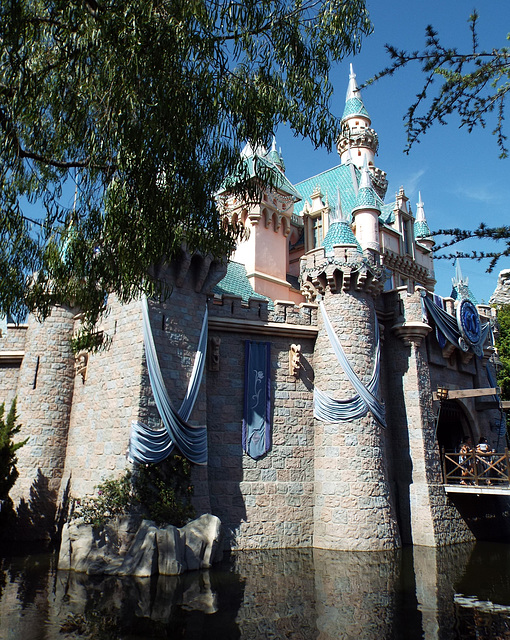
<box><xmin>0</xmin><ymin>66</ymin><xmax>503</xmax><ymax>550</ymax></box>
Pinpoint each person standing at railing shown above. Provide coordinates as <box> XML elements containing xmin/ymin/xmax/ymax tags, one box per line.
<box><xmin>476</xmin><ymin>437</ymin><xmax>493</xmax><ymax>485</ymax></box>
<box><xmin>459</xmin><ymin>436</ymin><xmax>474</xmax><ymax>485</ymax></box>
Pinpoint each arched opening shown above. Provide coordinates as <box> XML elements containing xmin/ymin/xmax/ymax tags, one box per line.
<box><xmin>436</xmin><ymin>399</ymin><xmax>473</xmax><ymax>453</ymax></box>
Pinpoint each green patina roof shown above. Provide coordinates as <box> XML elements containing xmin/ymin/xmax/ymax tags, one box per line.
<box><xmin>213</xmin><ymin>261</ymin><xmax>271</xmax><ymax>304</ymax></box>
<box><xmin>322</xmin><ymin>221</ymin><xmax>362</xmax><ymax>254</ymax></box>
<box><xmin>220</xmin><ymin>149</ymin><xmax>300</xmax><ymax>200</ymax></box>
<box><xmin>342</xmin><ymin>97</ymin><xmax>369</xmax><ymax>121</ymax></box>
<box><xmin>451</xmin><ymin>282</ymin><xmax>478</xmax><ymax>305</ymax></box>
<box><xmin>380</xmin><ymin>202</ymin><xmax>395</xmax><ymax>224</ymax></box>
<box><xmin>295</xmin><ymin>163</ymin><xmax>391</xmax><ymax>225</ymax></box>
<box><xmin>414</xmin><ymin>219</ymin><xmax>431</xmax><ymax>239</ymax></box>
<box><xmin>353</xmin><ymin>185</ymin><xmax>380</xmax><ymax>212</ymax></box>
<box><xmin>294</xmin><ymin>164</ymin><xmax>360</xmax><ymax>219</ymax></box>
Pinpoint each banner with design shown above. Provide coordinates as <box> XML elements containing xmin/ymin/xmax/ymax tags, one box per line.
<box><xmin>243</xmin><ymin>341</ymin><xmax>271</xmax><ymax>459</ymax></box>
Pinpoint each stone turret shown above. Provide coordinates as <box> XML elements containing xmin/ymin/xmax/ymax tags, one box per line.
<box><xmin>300</xmin><ymin>238</ymin><xmax>400</xmax><ymax>551</ymax></box>
<box><xmin>11</xmin><ymin>305</ymin><xmax>77</xmax><ymax>543</ymax></box>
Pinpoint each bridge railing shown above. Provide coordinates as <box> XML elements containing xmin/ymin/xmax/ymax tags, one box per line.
<box><xmin>442</xmin><ymin>449</ymin><xmax>510</xmax><ymax>487</ymax></box>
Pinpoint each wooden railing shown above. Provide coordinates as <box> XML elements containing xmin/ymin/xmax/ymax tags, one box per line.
<box><xmin>442</xmin><ymin>449</ymin><xmax>510</xmax><ymax>487</ymax></box>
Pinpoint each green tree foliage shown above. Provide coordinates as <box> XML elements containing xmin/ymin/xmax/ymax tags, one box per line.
<box><xmin>368</xmin><ymin>10</ymin><xmax>510</xmax><ymax>271</ymax></box>
<box><xmin>496</xmin><ymin>304</ymin><xmax>510</xmax><ymax>400</ymax></box>
<box><xmin>0</xmin><ymin>398</ymin><xmax>27</xmax><ymax>508</ymax></box>
<box><xmin>0</xmin><ymin>0</ymin><xmax>371</xmax><ymax>327</ymax></box>
<box><xmin>73</xmin><ymin>455</ymin><xmax>195</xmax><ymax>528</ymax></box>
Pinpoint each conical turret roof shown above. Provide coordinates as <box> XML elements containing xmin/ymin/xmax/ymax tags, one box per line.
<box><xmin>322</xmin><ymin>189</ymin><xmax>362</xmax><ymax>254</ymax></box>
<box><xmin>414</xmin><ymin>192</ymin><xmax>432</xmax><ymax>239</ymax></box>
<box><xmin>266</xmin><ymin>137</ymin><xmax>285</xmax><ymax>171</ymax></box>
<box><xmin>342</xmin><ymin>64</ymin><xmax>370</xmax><ymax>122</ymax></box>
<box><xmin>352</xmin><ymin>158</ymin><xmax>380</xmax><ymax>213</ymax></box>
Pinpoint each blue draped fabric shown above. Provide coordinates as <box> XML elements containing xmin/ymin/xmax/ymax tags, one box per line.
<box><xmin>422</xmin><ymin>293</ymin><xmax>490</xmax><ymax>356</ymax></box>
<box><xmin>433</xmin><ymin>294</ymin><xmax>447</xmax><ymax>349</ymax></box>
<box><xmin>314</xmin><ymin>302</ymin><xmax>386</xmax><ymax>427</ymax></box>
<box><xmin>243</xmin><ymin>341</ymin><xmax>271</xmax><ymax>459</ymax></box>
<box><xmin>129</xmin><ymin>297</ymin><xmax>208</xmax><ymax>465</ymax></box>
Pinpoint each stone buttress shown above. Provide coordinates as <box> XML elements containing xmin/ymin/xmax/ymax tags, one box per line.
<box><xmin>388</xmin><ymin>288</ymin><xmax>474</xmax><ymax>545</ymax></box>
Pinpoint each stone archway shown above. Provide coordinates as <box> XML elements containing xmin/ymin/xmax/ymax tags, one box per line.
<box><xmin>436</xmin><ymin>399</ymin><xmax>473</xmax><ymax>453</ymax></box>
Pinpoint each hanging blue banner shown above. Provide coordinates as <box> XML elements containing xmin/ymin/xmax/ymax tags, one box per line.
<box><xmin>243</xmin><ymin>341</ymin><xmax>271</xmax><ymax>459</ymax></box>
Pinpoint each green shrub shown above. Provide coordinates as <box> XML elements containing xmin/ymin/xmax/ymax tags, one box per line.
<box><xmin>72</xmin><ymin>455</ymin><xmax>195</xmax><ymax>528</ymax></box>
<box><xmin>74</xmin><ymin>472</ymin><xmax>134</xmax><ymax>528</ymax></box>
<box><xmin>134</xmin><ymin>456</ymin><xmax>195</xmax><ymax>527</ymax></box>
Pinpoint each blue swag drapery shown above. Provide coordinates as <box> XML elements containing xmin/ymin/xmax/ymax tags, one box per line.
<box><xmin>314</xmin><ymin>301</ymin><xmax>386</xmax><ymax>427</ymax></box>
<box><xmin>129</xmin><ymin>297</ymin><xmax>208</xmax><ymax>465</ymax></box>
<box><xmin>243</xmin><ymin>341</ymin><xmax>272</xmax><ymax>459</ymax></box>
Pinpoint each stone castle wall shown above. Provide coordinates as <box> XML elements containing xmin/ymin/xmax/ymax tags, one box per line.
<box><xmin>206</xmin><ymin>295</ymin><xmax>317</xmax><ymax>549</ymax></box>
<box><xmin>0</xmin><ymin>261</ymin><xmax>501</xmax><ymax>549</ymax></box>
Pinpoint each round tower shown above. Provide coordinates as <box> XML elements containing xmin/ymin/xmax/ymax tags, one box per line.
<box><xmin>352</xmin><ymin>158</ymin><xmax>381</xmax><ymax>262</ymax></box>
<box><xmin>12</xmin><ymin>305</ymin><xmax>77</xmax><ymax>542</ymax></box>
<box><xmin>300</xmin><ymin>226</ymin><xmax>400</xmax><ymax>550</ymax></box>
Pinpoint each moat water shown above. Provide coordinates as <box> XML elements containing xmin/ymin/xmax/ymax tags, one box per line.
<box><xmin>1</xmin><ymin>542</ymin><xmax>510</xmax><ymax>639</ymax></box>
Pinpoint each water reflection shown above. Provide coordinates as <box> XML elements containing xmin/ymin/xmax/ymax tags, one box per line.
<box><xmin>1</xmin><ymin>542</ymin><xmax>510</xmax><ymax>639</ymax></box>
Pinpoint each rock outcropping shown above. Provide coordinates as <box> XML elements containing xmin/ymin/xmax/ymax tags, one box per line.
<box><xmin>58</xmin><ymin>513</ymin><xmax>223</xmax><ymax>576</ymax></box>
<box><xmin>490</xmin><ymin>269</ymin><xmax>510</xmax><ymax>306</ymax></box>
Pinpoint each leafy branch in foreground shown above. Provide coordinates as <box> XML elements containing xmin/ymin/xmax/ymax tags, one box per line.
<box><xmin>0</xmin><ymin>0</ymin><xmax>372</xmax><ymax>328</ymax></box>
<box><xmin>432</xmin><ymin>224</ymin><xmax>510</xmax><ymax>272</ymax></box>
<box><xmin>365</xmin><ymin>10</ymin><xmax>510</xmax><ymax>157</ymax></box>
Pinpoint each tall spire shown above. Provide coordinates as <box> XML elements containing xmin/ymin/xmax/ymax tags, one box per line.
<box><xmin>451</xmin><ymin>258</ymin><xmax>477</xmax><ymax>303</ymax></box>
<box><xmin>337</xmin><ymin>65</ymin><xmax>388</xmax><ymax>198</ymax></box>
<box><xmin>266</xmin><ymin>136</ymin><xmax>285</xmax><ymax>172</ymax></box>
<box><xmin>342</xmin><ymin>64</ymin><xmax>370</xmax><ymax>123</ymax></box>
<box><xmin>414</xmin><ymin>191</ymin><xmax>432</xmax><ymax>239</ymax></box>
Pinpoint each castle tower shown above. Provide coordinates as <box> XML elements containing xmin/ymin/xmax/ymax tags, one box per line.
<box><xmin>336</xmin><ymin>64</ymin><xmax>388</xmax><ymax>200</ymax></box>
<box><xmin>220</xmin><ymin>141</ymin><xmax>302</xmax><ymax>302</ymax></box>
<box><xmin>12</xmin><ymin>305</ymin><xmax>77</xmax><ymax>542</ymax></box>
<box><xmin>352</xmin><ymin>157</ymin><xmax>381</xmax><ymax>262</ymax></box>
<box><xmin>300</xmin><ymin>225</ymin><xmax>400</xmax><ymax>551</ymax></box>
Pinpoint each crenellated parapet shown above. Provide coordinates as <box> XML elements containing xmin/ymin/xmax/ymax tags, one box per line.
<box><xmin>209</xmin><ymin>293</ymin><xmax>317</xmax><ymax>336</ymax></box>
<box><xmin>299</xmin><ymin>246</ymin><xmax>385</xmax><ymax>302</ymax></box>
<box><xmin>159</xmin><ymin>247</ymin><xmax>228</xmax><ymax>294</ymax></box>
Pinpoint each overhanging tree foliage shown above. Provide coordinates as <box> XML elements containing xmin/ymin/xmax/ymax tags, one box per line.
<box><xmin>367</xmin><ymin>10</ymin><xmax>510</xmax><ymax>271</ymax></box>
<box><xmin>496</xmin><ymin>304</ymin><xmax>510</xmax><ymax>401</ymax></box>
<box><xmin>0</xmin><ymin>0</ymin><xmax>371</xmax><ymax>327</ymax></box>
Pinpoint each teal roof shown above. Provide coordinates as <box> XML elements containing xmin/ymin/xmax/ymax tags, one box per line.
<box><xmin>213</xmin><ymin>261</ymin><xmax>270</xmax><ymax>304</ymax></box>
<box><xmin>221</xmin><ymin>147</ymin><xmax>299</xmax><ymax>200</ymax></box>
<box><xmin>414</xmin><ymin>219</ymin><xmax>431</xmax><ymax>238</ymax></box>
<box><xmin>294</xmin><ymin>164</ymin><xmax>360</xmax><ymax>219</ymax></box>
<box><xmin>380</xmin><ymin>202</ymin><xmax>395</xmax><ymax>224</ymax></box>
<box><xmin>295</xmin><ymin>163</ymin><xmax>390</xmax><ymax>224</ymax></box>
<box><xmin>342</xmin><ymin>97</ymin><xmax>369</xmax><ymax>121</ymax></box>
<box><xmin>451</xmin><ymin>282</ymin><xmax>477</xmax><ymax>305</ymax></box>
<box><xmin>244</xmin><ymin>155</ymin><xmax>301</xmax><ymax>200</ymax></box>
<box><xmin>353</xmin><ymin>185</ymin><xmax>380</xmax><ymax>212</ymax></box>
<box><xmin>322</xmin><ymin>221</ymin><xmax>362</xmax><ymax>254</ymax></box>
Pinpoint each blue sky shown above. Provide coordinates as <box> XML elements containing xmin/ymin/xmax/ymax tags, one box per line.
<box><xmin>277</xmin><ymin>0</ymin><xmax>510</xmax><ymax>303</ymax></box>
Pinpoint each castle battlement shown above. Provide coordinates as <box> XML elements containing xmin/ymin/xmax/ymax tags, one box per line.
<box><xmin>210</xmin><ymin>293</ymin><xmax>317</xmax><ymax>332</ymax></box>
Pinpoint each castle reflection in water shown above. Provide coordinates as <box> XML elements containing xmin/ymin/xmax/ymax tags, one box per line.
<box><xmin>1</xmin><ymin>543</ymin><xmax>510</xmax><ymax>639</ymax></box>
